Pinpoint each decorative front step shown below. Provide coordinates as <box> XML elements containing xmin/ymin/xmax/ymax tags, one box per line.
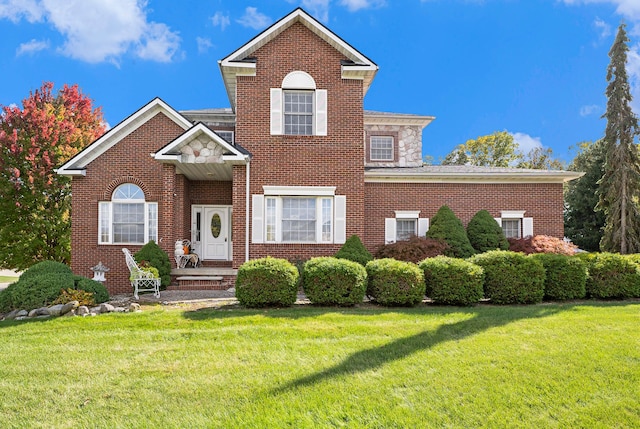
<box><xmin>170</xmin><ymin>268</ymin><xmax>237</xmax><ymax>290</ymax></box>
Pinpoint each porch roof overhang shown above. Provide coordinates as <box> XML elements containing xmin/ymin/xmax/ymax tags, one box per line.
<box><xmin>154</xmin><ymin>122</ymin><xmax>251</xmax><ymax>181</ymax></box>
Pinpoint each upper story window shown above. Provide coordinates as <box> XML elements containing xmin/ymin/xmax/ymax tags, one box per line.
<box><xmin>216</xmin><ymin>130</ymin><xmax>234</xmax><ymax>144</ymax></box>
<box><xmin>284</xmin><ymin>91</ymin><xmax>314</xmax><ymax>135</ymax></box>
<box><xmin>271</xmin><ymin>71</ymin><xmax>327</xmax><ymax>136</ymax></box>
<box><xmin>98</xmin><ymin>183</ymin><xmax>158</xmax><ymax>245</ymax></box>
<box><xmin>370</xmin><ymin>136</ymin><xmax>394</xmax><ymax>161</ymax></box>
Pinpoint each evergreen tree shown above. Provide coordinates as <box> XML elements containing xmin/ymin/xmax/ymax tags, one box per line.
<box><xmin>597</xmin><ymin>23</ymin><xmax>640</xmax><ymax>254</ymax></box>
<box><xmin>426</xmin><ymin>205</ymin><xmax>476</xmax><ymax>258</ymax></box>
<box><xmin>466</xmin><ymin>209</ymin><xmax>509</xmax><ymax>253</ymax></box>
<box><xmin>564</xmin><ymin>140</ymin><xmax>606</xmax><ymax>251</ymax></box>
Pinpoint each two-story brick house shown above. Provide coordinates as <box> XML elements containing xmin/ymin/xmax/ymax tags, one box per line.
<box><xmin>58</xmin><ymin>8</ymin><xmax>580</xmax><ymax>295</ymax></box>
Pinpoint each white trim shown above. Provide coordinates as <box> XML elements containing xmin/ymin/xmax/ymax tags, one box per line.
<box><xmin>252</xmin><ymin>194</ymin><xmax>264</xmax><ymax>244</ymax></box>
<box><xmin>418</xmin><ymin>218</ymin><xmax>429</xmax><ymax>236</ymax></box>
<box><xmin>154</xmin><ymin>122</ymin><xmax>247</xmax><ymax>162</ymax></box>
<box><xmin>385</xmin><ymin>218</ymin><xmax>396</xmax><ymax>244</ymax></box>
<box><xmin>263</xmin><ymin>185</ymin><xmax>336</xmax><ymax>196</ymax></box>
<box><xmin>315</xmin><ymin>89</ymin><xmax>328</xmax><ymax>136</ymax></box>
<box><xmin>523</xmin><ymin>217</ymin><xmax>534</xmax><ymax>237</ymax></box>
<box><xmin>365</xmin><ymin>170</ymin><xmax>583</xmax><ymax>184</ymax></box>
<box><xmin>501</xmin><ymin>210</ymin><xmax>526</xmax><ymax>218</ymax></box>
<box><xmin>282</xmin><ymin>71</ymin><xmax>316</xmax><ymax>89</ymax></box>
<box><xmin>334</xmin><ymin>195</ymin><xmax>346</xmax><ymax>244</ymax></box>
<box><xmin>270</xmin><ymin>88</ymin><xmax>283</xmax><ymax>135</ymax></box>
<box><xmin>58</xmin><ymin>98</ymin><xmax>191</xmax><ymax>175</ymax></box>
<box><xmin>395</xmin><ymin>210</ymin><xmax>420</xmax><ymax>219</ymax></box>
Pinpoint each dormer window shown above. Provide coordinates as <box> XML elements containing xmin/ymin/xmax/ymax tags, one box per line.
<box><xmin>271</xmin><ymin>71</ymin><xmax>327</xmax><ymax>136</ymax></box>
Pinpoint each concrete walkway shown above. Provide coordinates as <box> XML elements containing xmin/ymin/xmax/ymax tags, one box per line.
<box><xmin>0</xmin><ymin>269</ymin><xmax>19</xmax><ymax>290</ymax></box>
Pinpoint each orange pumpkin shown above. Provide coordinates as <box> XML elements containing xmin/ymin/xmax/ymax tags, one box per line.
<box><xmin>183</xmin><ymin>245</ymin><xmax>189</xmax><ymax>255</ymax></box>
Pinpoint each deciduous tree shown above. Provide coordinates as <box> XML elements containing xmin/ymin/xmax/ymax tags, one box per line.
<box><xmin>596</xmin><ymin>23</ymin><xmax>640</xmax><ymax>254</ymax></box>
<box><xmin>0</xmin><ymin>82</ymin><xmax>105</xmax><ymax>269</ymax></box>
<box><xmin>442</xmin><ymin>131</ymin><xmax>520</xmax><ymax>167</ymax></box>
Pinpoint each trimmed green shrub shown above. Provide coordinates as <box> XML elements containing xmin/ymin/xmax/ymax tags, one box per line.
<box><xmin>302</xmin><ymin>257</ymin><xmax>367</xmax><ymax>306</ymax></box>
<box><xmin>365</xmin><ymin>258</ymin><xmax>425</xmax><ymax>306</ymax></box>
<box><xmin>426</xmin><ymin>205</ymin><xmax>476</xmax><ymax>258</ymax></box>
<box><xmin>466</xmin><ymin>210</ymin><xmax>509</xmax><ymax>253</ymax></box>
<box><xmin>0</xmin><ymin>284</ymin><xmax>15</xmax><ymax>313</ymax></box>
<box><xmin>134</xmin><ymin>240</ymin><xmax>171</xmax><ymax>288</ymax></box>
<box><xmin>419</xmin><ymin>256</ymin><xmax>484</xmax><ymax>306</ymax></box>
<box><xmin>335</xmin><ymin>235</ymin><xmax>373</xmax><ymax>266</ymax></box>
<box><xmin>469</xmin><ymin>250</ymin><xmax>545</xmax><ymax>304</ymax></box>
<box><xmin>375</xmin><ymin>236</ymin><xmax>450</xmax><ymax>263</ymax></box>
<box><xmin>19</xmin><ymin>260</ymin><xmax>72</xmax><ymax>282</ymax></box>
<box><xmin>583</xmin><ymin>253</ymin><xmax>640</xmax><ymax>299</ymax></box>
<box><xmin>530</xmin><ymin>254</ymin><xmax>587</xmax><ymax>301</ymax></box>
<box><xmin>73</xmin><ymin>275</ymin><xmax>110</xmax><ymax>304</ymax></box>
<box><xmin>7</xmin><ymin>273</ymin><xmax>74</xmax><ymax>310</ymax></box>
<box><xmin>235</xmin><ymin>257</ymin><xmax>299</xmax><ymax>308</ymax></box>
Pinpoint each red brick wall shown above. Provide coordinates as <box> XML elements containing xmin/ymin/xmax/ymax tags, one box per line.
<box><xmin>363</xmin><ymin>182</ymin><xmax>565</xmax><ymax>253</ymax></box>
<box><xmin>70</xmin><ymin>113</ymin><xmax>186</xmax><ymax>295</ymax></box>
<box><xmin>231</xmin><ymin>22</ymin><xmax>365</xmax><ymax>267</ymax></box>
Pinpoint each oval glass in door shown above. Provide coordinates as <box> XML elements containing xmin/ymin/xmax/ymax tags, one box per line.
<box><xmin>211</xmin><ymin>213</ymin><xmax>221</xmax><ymax>238</ymax></box>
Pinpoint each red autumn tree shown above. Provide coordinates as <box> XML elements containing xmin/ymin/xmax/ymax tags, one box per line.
<box><xmin>0</xmin><ymin>82</ymin><xmax>105</xmax><ymax>270</ymax></box>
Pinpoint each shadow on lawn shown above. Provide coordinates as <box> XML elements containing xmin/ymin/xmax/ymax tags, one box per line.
<box><xmin>270</xmin><ymin>304</ymin><xmax>569</xmax><ymax>394</ymax></box>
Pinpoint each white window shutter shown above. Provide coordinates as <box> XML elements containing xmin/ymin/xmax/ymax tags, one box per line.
<box><xmin>270</xmin><ymin>88</ymin><xmax>282</xmax><ymax>135</ymax></box>
<box><xmin>98</xmin><ymin>202</ymin><xmax>110</xmax><ymax>244</ymax></box>
<box><xmin>252</xmin><ymin>195</ymin><xmax>264</xmax><ymax>244</ymax></box>
<box><xmin>418</xmin><ymin>218</ymin><xmax>429</xmax><ymax>237</ymax></box>
<box><xmin>523</xmin><ymin>217</ymin><xmax>534</xmax><ymax>237</ymax></box>
<box><xmin>334</xmin><ymin>195</ymin><xmax>346</xmax><ymax>244</ymax></box>
<box><xmin>315</xmin><ymin>89</ymin><xmax>327</xmax><ymax>136</ymax></box>
<box><xmin>385</xmin><ymin>218</ymin><xmax>396</xmax><ymax>244</ymax></box>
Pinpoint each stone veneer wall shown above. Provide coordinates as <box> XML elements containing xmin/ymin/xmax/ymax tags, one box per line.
<box><xmin>180</xmin><ymin>137</ymin><xmax>225</xmax><ymax>164</ymax></box>
<box><xmin>364</xmin><ymin>124</ymin><xmax>423</xmax><ymax>168</ymax></box>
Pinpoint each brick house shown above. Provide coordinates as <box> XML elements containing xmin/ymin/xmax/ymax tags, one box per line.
<box><xmin>58</xmin><ymin>8</ymin><xmax>580</xmax><ymax>295</ymax></box>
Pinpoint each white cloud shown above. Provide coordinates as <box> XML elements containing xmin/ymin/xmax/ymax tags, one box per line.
<box><xmin>562</xmin><ymin>1</ymin><xmax>640</xmax><ymax>25</ymax></box>
<box><xmin>0</xmin><ymin>0</ymin><xmax>181</xmax><ymax>64</ymax></box>
<box><xmin>16</xmin><ymin>38</ymin><xmax>49</xmax><ymax>56</ymax></box>
<box><xmin>580</xmin><ymin>104</ymin><xmax>600</xmax><ymax>116</ymax></box>
<box><xmin>237</xmin><ymin>7</ymin><xmax>272</xmax><ymax>30</ymax></box>
<box><xmin>299</xmin><ymin>0</ymin><xmax>330</xmax><ymax>22</ymax></box>
<box><xmin>627</xmin><ymin>42</ymin><xmax>640</xmax><ymax>114</ymax></box>
<box><xmin>594</xmin><ymin>17</ymin><xmax>611</xmax><ymax>39</ymax></box>
<box><xmin>196</xmin><ymin>37</ymin><xmax>213</xmax><ymax>54</ymax></box>
<box><xmin>0</xmin><ymin>0</ymin><xmax>43</xmax><ymax>23</ymax></box>
<box><xmin>211</xmin><ymin>11</ymin><xmax>230</xmax><ymax>31</ymax></box>
<box><xmin>510</xmin><ymin>132</ymin><xmax>543</xmax><ymax>155</ymax></box>
<box><xmin>339</xmin><ymin>0</ymin><xmax>386</xmax><ymax>12</ymax></box>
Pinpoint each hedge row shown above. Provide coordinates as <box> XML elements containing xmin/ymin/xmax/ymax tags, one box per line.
<box><xmin>235</xmin><ymin>251</ymin><xmax>640</xmax><ymax>308</ymax></box>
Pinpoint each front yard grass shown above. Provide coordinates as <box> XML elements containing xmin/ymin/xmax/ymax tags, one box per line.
<box><xmin>0</xmin><ymin>302</ymin><xmax>638</xmax><ymax>428</ymax></box>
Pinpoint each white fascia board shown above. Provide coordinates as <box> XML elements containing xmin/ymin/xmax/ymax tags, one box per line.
<box><xmin>501</xmin><ymin>210</ymin><xmax>526</xmax><ymax>218</ymax></box>
<box><xmin>364</xmin><ymin>171</ymin><xmax>584</xmax><ymax>184</ymax></box>
<box><xmin>263</xmin><ymin>185</ymin><xmax>336</xmax><ymax>196</ymax></box>
<box><xmin>364</xmin><ymin>113</ymin><xmax>435</xmax><ymax>128</ymax></box>
<box><xmin>57</xmin><ymin>98</ymin><xmax>191</xmax><ymax>175</ymax></box>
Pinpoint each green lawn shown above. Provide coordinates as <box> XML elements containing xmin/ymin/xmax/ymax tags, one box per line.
<box><xmin>0</xmin><ymin>275</ymin><xmax>18</xmax><ymax>283</ymax></box>
<box><xmin>0</xmin><ymin>302</ymin><xmax>638</xmax><ymax>428</ymax></box>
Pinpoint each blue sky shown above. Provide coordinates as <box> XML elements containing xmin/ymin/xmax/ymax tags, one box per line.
<box><xmin>1</xmin><ymin>0</ymin><xmax>640</xmax><ymax>164</ymax></box>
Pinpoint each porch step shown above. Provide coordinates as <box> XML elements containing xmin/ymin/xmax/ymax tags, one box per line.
<box><xmin>171</xmin><ymin>268</ymin><xmax>236</xmax><ymax>291</ymax></box>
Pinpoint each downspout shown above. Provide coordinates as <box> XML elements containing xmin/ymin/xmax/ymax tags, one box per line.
<box><xmin>245</xmin><ymin>158</ymin><xmax>251</xmax><ymax>263</ymax></box>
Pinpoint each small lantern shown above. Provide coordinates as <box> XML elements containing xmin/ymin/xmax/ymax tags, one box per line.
<box><xmin>91</xmin><ymin>262</ymin><xmax>109</xmax><ymax>283</ymax></box>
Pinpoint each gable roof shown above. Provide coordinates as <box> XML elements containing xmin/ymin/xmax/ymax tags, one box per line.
<box><xmin>57</xmin><ymin>97</ymin><xmax>192</xmax><ymax>176</ymax></box>
<box><xmin>218</xmin><ymin>7</ymin><xmax>378</xmax><ymax>111</ymax></box>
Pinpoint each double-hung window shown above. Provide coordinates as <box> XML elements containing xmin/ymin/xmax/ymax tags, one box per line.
<box><xmin>385</xmin><ymin>211</ymin><xmax>428</xmax><ymax>244</ymax></box>
<box><xmin>495</xmin><ymin>210</ymin><xmax>533</xmax><ymax>239</ymax></box>
<box><xmin>501</xmin><ymin>219</ymin><xmax>521</xmax><ymax>239</ymax></box>
<box><xmin>396</xmin><ymin>218</ymin><xmax>417</xmax><ymax>241</ymax></box>
<box><xmin>284</xmin><ymin>91</ymin><xmax>313</xmax><ymax>135</ymax></box>
<box><xmin>270</xmin><ymin>71</ymin><xmax>327</xmax><ymax>136</ymax></box>
<box><xmin>370</xmin><ymin>136</ymin><xmax>394</xmax><ymax>161</ymax></box>
<box><xmin>253</xmin><ymin>186</ymin><xmax>345</xmax><ymax>244</ymax></box>
<box><xmin>265</xmin><ymin>196</ymin><xmax>332</xmax><ymax>243</ymax></box>
<box><xmin>98</xmin><ymin>184</ymin><xmax>158</xmax><ymax>244</ymax></box>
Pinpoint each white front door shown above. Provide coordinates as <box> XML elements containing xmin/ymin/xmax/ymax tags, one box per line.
<box><xmin>194</xmin><ymin>206</ymin><xmax>231</xmax><ymax>260</ymax></box>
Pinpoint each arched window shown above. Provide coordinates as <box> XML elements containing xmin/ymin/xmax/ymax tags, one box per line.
<box><xmin>270</xmin><ymin>71</ymin><xmax>327</xmax><ymax>136</ymax></box>
<box><xmin>98</xmin><ymin>184</ymin><xmax>158</xmax><ymax>244</ymax></box>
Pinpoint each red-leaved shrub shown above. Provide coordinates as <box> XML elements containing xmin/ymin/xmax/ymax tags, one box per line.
<box><xmin>375</xmin><ymin>236</ymin><xmax>449</xmax><ymax>263</ymax></box>
<box><xmin>508</xmin><ymin>235</ymin><xmax>577</xmax><ymax>256</ymax></box>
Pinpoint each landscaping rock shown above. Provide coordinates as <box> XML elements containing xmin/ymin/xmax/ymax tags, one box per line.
<box><xmin>128</xmin><ymin>303</ymin><xmax>141</xmax><ymax>312</ymax></box>
<box><xmin>4</xmin><ymin>310</ymin><xmax>20</xmax><ymax>320</ymax></box>
<box><xmin>90</xmin><ymin>306</ymin><xmax>101</xmax><ymax>314</ymax></box>
<box><xmin>76</xmin><ymin>306</ymin><xmax>89</xmax><ymax>316</ymax></box>
<box><xmin>60</xmin><ymin>301</ymin><xmax>78</xmax><ymax>315</ymax></box>
<box><xmin>48</xmin><ymin>304</ymin><xmax>65</xmax><ymax>317</ymax></box>
<box><xmin>113</xmin><ymin>307</ymin><xmax>126</xmax><ymax>313</ymax></box>
<box><xmin>99</xmin><ymin>303</ymin><xmax>115</xmax><ymax>313</ymax></box>
<box><xmin>16</xmin><ymin>310</ymin><xmax>28</xmax><ymax>318</ymax></box>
